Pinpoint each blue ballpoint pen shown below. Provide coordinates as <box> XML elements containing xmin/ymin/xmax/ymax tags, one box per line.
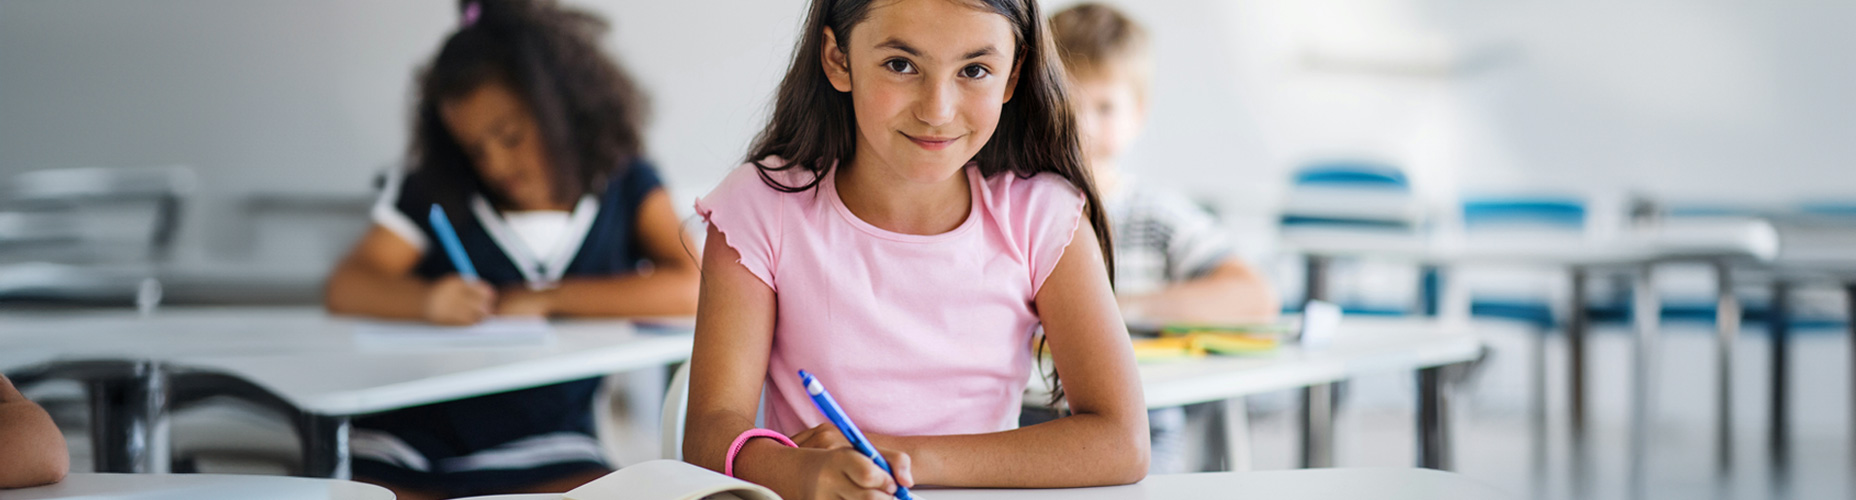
<box><xmin>799</xmin><ymin>370</ymin><xmax>917</xmax><ymax>500</ymax></box>
<box><xmin>428</xmin><ymin>204</ymin><xmax>480</xmax><ymax>280</ymax></box>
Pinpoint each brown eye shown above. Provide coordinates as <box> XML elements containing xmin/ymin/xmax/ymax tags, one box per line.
<box><xmin>884</xmin><ymin>59</ymin><xmax>917</xmax><ymax>74</ymax></box>
<box><xmin>960</xmin><ymin>64</ymin><xmax>991</xmax><ymax>79</ymax></box>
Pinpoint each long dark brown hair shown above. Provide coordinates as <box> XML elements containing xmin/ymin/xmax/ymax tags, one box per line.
<box><xmin>408</xmin><ymin>0</ymin><xmax>648</xmax><ymax>209</ymax></box>
<box><xmin>746</xmin><ymin>0</ymin><xmax>1111</xmax><ymax>406</ymax></box>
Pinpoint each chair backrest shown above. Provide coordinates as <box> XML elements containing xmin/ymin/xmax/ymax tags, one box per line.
<box><xmin>1</xmin><ymin>166</ymin><xmax>195</xmax><ymax>262</ymax></box>
<box><xmin>1460</xmin><ymin>196</ymin><xmax>1587</xmax><ymax>232</ymax></box>
<box><xmin>1279</xmin><ymin>161</ymin><xmax>1421</xmax><ymax>231</ymax></box>
<box><xmin>660</xmin><ymin>361</ymin><xmax>693</xmax><ymax>460</ymax></box>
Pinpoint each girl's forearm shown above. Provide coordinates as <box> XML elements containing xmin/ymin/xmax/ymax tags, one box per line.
<box><xmin>0</xmin><ymin>401</ymin><xmax>69</xmax><ymax>488</ymax></box>
<box><xmin>884</xmin><ymin>410</ymin><xmax>1148</xmax><ymax>488</ymax></box>
<box><xmin>324</xmin><ymin>262</ymin><xmax>430</xmax><ymax>320</ymax></box>
<box><xmin>543</xmin><ymin>266</ymin><xmax>700</xmax><ymax>317</ymax></box>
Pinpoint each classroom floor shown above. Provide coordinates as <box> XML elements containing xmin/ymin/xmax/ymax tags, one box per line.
<box><xmin>40</xmin><ymin>321</ymin><xmax>1853</xmax><ymax>500</ymax></box>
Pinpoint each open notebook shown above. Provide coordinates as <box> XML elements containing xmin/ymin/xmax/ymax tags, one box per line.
<box><xmin>565</xmin><ymin>460</ymin><xmax>780</xmax><ymax>500</ymax></box>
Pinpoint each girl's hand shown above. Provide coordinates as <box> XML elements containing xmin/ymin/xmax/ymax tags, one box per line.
<box><xmin>495</xmin><ymin>287</ymin><xmax>555</xmax><ymax>317</ymax></box>
<box><xmin>800</xmin><ymin>447</ymin><xmax>915</xmax><ymax>500</ymax></box>
<box><xmin>791</xmin><ymin>422</ymin><xmax>853</xmax><ymax>450</ymax></box>
<box><xmin>424</xmin><ymin>275</ymin><xmax>495</xmax><ymax>325</ymax></box>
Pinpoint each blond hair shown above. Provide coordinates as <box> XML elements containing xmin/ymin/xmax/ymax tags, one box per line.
<box><xmin>1049</xmin><ymin>2</ymin><xmax>1151</xmax><ymax>91</ymax></box>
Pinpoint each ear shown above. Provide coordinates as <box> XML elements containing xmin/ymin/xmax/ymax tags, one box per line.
<box><xmin>1001</xmin><ymin>48</ymin><xmax>1026</xmax><ymax>103</ymax></box>
<box><xmin>822</xmin><ymin>27</ymin><xmax>853</xmax><ymax>93</ymax></box>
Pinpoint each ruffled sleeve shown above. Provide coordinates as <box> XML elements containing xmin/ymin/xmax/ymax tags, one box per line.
<box><xmin>693</xmin><ymin>161</ymin><xmax>791</xmax><ymax>291</ymax></box>
<box><xmin>993</xmin><ymin>172</ymin><xmax>1087</xmax><ymax>296</ymax></box>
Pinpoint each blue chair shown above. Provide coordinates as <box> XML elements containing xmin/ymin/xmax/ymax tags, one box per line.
<box><xmin>1458</xmin><ymin>196</ymin><xmax>1590</xmax><ymax>329</ymax></box>
<box><xmin>1279</xmin><ymin>161</ymin><xmax>1418</xmax><ymax>232</ymax></box>
<box><xmin>1280</xmin><ymin>161</ymin><xmax>1423</xmax><ymax>315</ymax></box>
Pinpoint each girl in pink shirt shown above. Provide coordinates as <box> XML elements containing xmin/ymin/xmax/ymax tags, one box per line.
<box><xmin>686</xmin><ymin>0</ymin><xmax>1149</xmax><ymax>498</ymax></box>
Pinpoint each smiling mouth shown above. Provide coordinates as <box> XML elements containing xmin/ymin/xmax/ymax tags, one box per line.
<box><xmin>902</xmin><ymin>133</ymin><xmax>960</xmax><ymax>151</ymax></box>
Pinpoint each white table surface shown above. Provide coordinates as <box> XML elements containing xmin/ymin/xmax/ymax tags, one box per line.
<box><xmin>4</xmin><ymin>473</ymin><xmax>394</xmax><ymax>500</ymax></box>
<box><xmin>1280</xmin><ymin>218</ymin><xmax>1779</xmax><ymax>265</ymax></box>
<box><xmin>1132</xmin><ymin>317</ymin><xmax>1484</xmax><ymax>409</ymax></box>
<box><xmin>454</xmin><ymin>468</ymin><xmax>1513</xmax><ymax>500</ymax></box>
<box><xmin>1763</xmin><ymin>221</ymin><xmax>1856</xmax><ymax>278</ymax></box>
<box><xmin>0</xmin><ymin>307</ymin><xmax>694</xmax><ymax>415</ymax></box>
<box><xmin>1021</xmin><ymin>317</ymin><xmax>1483</xmax><ymax>409</ymax></box>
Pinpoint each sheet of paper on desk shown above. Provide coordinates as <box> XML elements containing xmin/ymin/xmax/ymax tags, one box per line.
<box><xmin>353</xmin><ymin>316</ymin><xmax>554</xmax><ymax>348</ymax></box>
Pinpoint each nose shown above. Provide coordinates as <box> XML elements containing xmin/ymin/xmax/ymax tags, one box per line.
<box><xmin>914</xmin><ymin>77</ymin><xmax>957</xmax><ymax>128</ymax></box>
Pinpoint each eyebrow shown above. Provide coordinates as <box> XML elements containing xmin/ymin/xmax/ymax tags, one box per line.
<box><xmin>876</xmin><ymin>38</ymin><xmax>999</xmax><ymax>61</ymax></box>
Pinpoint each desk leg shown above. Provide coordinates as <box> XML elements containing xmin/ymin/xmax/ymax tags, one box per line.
<box><xmin>86</xmin><ymin>361</ymin><xmax>169</xmax><ymax>473</ymax></box>
<box><xmin>1418</xmin><ymin>365</ymin><xmax>1454</xmax><ymax>470</ymax></box>
<box><xmin>1847</xmin><ymin>282</ymin><xmax>1856</xmax><ymax>470</ymax></box>
<box><xmin>1770</xmin><ymin>281</ymin><xmax>1792</xmax><ymax>472</ymax></box>
<box><xmin>1568</xmin><ymin>267</ymin><xmax>1590</xmax><ymax>444</ymax></box>
<box><xmin>1714</xmin><ymin>261</ymin><xmax>1739</xmax><ymax>474</ymax></box>
<box><xmin>1222</xmin><ymin>398</ymin><xmax>1253</xmax><ymax>472</ymax></box>
<box><xmin>1301</xmin><ymin>384</ymin><xmax>1337</xmax><ymax>468</ymax></box>
<box><xmin>1530</xmin><ymin>323</ymin><xmax>1549</xmax><ymax>498</ymax></box>
<box><xmin>1846</xmin><ymin>282</ymin><xmax>1856</xmax><ymax>470</ymax></box>
<box><xmin>1300</xmin><ymin>255</ymin><xmax>1338</xmax><ymax>468</ymax></box>
<box><xmin>302</xmin><ymin>415</ymin><xmax>352</xmax><ymax>479</ymax></box>
<box><xmin>1629</xmin><ymin>266</ymin><xmax>1661</xmax><ymax>500</ymax></box>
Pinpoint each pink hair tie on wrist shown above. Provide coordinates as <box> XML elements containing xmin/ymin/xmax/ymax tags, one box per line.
<box><xmin>725</xmin><ymin>428</ymin><xmax>797</xmax><ymax>478</ymax></box>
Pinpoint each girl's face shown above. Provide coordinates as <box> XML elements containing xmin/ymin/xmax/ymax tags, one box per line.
<box><xmin>824</xmin><ymin>0</ymin><xmax>1022</xmax><ymax>184</ymax></box>
<box><xmin>440</xmin><ymin>80</ymin><xmax>559</xmax><ymax>211</ymax></box>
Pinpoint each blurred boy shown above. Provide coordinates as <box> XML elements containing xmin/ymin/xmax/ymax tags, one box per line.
<box><xmin>0</xmin><ymin>374</ymin><xmax>68</xmax><ymax>489</ymax></box>
<box><xmin>1052</xmin><ymin>3</ymin><xmax>1279</xmax><ymax>326</ymax></box>
<box><xmin>1049</xmin><ymin>3</ymin><xmax>1280</xmax><ymax>474</ymax></box>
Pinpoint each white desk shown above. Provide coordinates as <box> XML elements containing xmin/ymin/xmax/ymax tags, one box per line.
<box><xmin>1</xmin><ymin>307</ymin><xmax>695</xmax><ymax>478</ymax></box>
<box><xmin>4</xmin><ymin>473</ymin><xmax>393</xmax><ymax>500</ymax></box>
<box><xmin>454</xmin><ymin>468</ymin><xmax>1513</xmax><ymax>500</ymax></box>
<box><xmin>1133</xmin><ymin>317</ymin><xmax>1480</xmax><ymax>409</ymax></box>
<box><xmin>1036</xmin><ymin>317</ymin><xmax>1482</xmax><ymax>471</ymax></box>
<box><xmin>1280</xmin><ymin>218</ymin><xmax>1777</xmax><ymax>484</ymax></box>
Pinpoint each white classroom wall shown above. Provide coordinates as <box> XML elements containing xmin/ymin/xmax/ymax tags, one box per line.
<box><xmin>1</xmin><ymin>0</ymin><xmax>1853</xmax><ymax>273</ymax></box>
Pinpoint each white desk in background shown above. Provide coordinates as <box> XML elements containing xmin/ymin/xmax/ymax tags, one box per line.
<box><xmin>4</xmin><ymin>473</ymin><xmax>393</xmax><ymax>500</ymax></box>
<box><xmin>0</xmin><ymin>307</ymin><xmax>695</xmax><ymax>479</ymax></box>
<box><xmin>455</xmin><ymin>468</ymin><xmax>1514</xmax><ymax>500</ymax></box>
<box><xmin>1279</xmin><ymin>218</ymin><xmax>1778</xmax><ymax>488</ymax></box>
<box><xmin>1027</xmin><ymin>316</ymin><xmax>1484</xmax><ymax>471</ymax></box>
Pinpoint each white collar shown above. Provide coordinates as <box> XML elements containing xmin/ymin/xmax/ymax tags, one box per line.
<box><xmin>470</xmin><ymin>194</ymin><xmax>600</xmax><ymax>289</ymax></box>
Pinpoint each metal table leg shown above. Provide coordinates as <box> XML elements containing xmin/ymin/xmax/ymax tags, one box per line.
<box><xmin>1847</xmin><ymin>282</ymin><xmax>1856</xmax><ymax>469</ymax></box>
<box><xmin>86</xmin><ymin>361</ymin><xmax>169</xmax><ymax>473</ymax></box>
<box><xmin>1418</xmin><ymin>365</ymin><xmax>1454</xmax><ymax>470</ymax></box>
<box><xmin>1629</xmin><ymin>266</ymin><xmax>1661</xmax><ymax>500</ymax></box>
<box><xmin>1568</xmin><ymin>267</ymin><xmax>1590</xmax><ymax>444</ymax></box>
<box><xmin>1530</xmin><ymin>323</ymin><xmax>1549</xmax><ymax>499</ymax></box>
<box><xmin>1300</xmin><ymin>384</ymin><xmax>1337</xmax><ymax>468</ymax></box>
<box><xmin>1300</xmin><ymin>254</ymin><xmax>1338</xmax><ymax>468</ymax></box>
<box><xmin>301</xmin><ymin>414</ymin><xmax>352</xmax><ymax>479</ymax></box>
<box><xmin>1222</xmin><ymin>398</ymin><xmax>1253</xmax><ymax>472</ymax></box>
<box><xmin>1770</xmin><ymin>281</ymin><xmax>1792</xmax><ymax>471</ymax></box>
<box><xmin>1714</xmin><ymin>261</ymin><xmax>1740</xmax><ymax>474</ymax></box>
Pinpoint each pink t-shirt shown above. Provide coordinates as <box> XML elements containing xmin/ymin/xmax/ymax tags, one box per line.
<box><xmin>694</xmin><ymin>157</ymin><xmax>1085</xmax><ymax>437</ymax></box>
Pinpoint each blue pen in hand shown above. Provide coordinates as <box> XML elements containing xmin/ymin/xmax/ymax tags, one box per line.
<box><xmin>799</xmin><ymin>370</ymin><xmax>917</xmax><ymax>500</ymax></box>
<box><xmin>428</xmin><ymin>204</ymin><xmax>479</xmax><ymax>280</ymax></box>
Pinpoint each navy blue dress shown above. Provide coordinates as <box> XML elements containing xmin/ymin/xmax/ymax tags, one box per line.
<box><xmin>351</xmin><ymin>160</ymin><xmax>662</xmax><ymax>495</ymax></box>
